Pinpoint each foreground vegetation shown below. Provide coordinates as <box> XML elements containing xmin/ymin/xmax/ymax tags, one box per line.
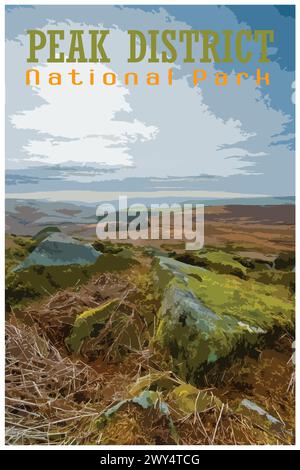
<box><xmin>5</xmin><ymin>230</ymin><xmax>295</xmax><ymax>445</ymax></box>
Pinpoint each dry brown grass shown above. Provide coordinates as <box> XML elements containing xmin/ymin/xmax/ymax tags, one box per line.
<box><xmin>5</xmin><ymin>264</ymin><xmax>295</xmax><ymax>446</ymax></box>
<box><xmin>18</xmin><ymin>273</ymin><xmax>130</xmax><ymax>350</ymax></box>
<box><xmin>5</xmin><ymin>315</ymin><xmax>295</xmax><ymax>445</ymax></box>
<box><xmin>5</xmin><ymin>319</ymin><xmax>105</xmax><ymax>444</ymax></box>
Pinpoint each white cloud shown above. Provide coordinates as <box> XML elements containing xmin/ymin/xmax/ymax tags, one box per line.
<box><xmin>7</xmin><ymin>22</ymin><xmax>254</xmax><ymax>177</ymax></box>
<box><xmin>6</xmin><ymin>6</ymin><xmax>295</xmax><ymax>195</ymax></box>
<box><xmin>10</xmin><ymin>50</ymin><xmax>158</xmax><ymax>166</ymax></box>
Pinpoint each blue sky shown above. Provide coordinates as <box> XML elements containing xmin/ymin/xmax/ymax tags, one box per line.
<box><xmin>5</xmin><ymin>5</ymin><xmax>295</xmax><ymax>197</ymax></box>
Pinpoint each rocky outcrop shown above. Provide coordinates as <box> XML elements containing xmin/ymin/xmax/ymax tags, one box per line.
<box><xmin>153</xmin><ymin>257</ymin><xmax>294</xmax><ymax>385</ymax></box>
<box><xmin>66</xmin><ymin>299</ymin><xmax>119</xmax><ymax>353</ymax></box>
<box><xmin>16</xmin><ymin>233</ymin><xmax>100</xmax><ymax>270</ymax></box>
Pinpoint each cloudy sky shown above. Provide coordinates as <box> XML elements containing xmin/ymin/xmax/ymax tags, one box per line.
<box><xmin>5</xmin><ymin>5</ymin><xmax>295</xmax><ymax>198</ymax></box>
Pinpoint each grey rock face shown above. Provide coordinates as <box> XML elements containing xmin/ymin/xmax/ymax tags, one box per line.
<box><xmin>16</xmin><ymin>233</ymin><xmax>101</xmax><ymax>270</ymax></box>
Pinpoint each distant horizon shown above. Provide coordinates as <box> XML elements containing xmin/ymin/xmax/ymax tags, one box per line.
<box><xmin>5</xmin><ymin>191</ymin><xmax>295</xmax><ymax>207</ymax></box>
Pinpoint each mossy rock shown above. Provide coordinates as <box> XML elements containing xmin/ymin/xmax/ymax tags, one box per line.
<box><xmin>168</xmin><ymin>383</ymin><xmax>222</xmax><ymax>414</ymax></box>
<box><xmin>66</xmin><ymin>299</ymin><xmax>120</xmax><ymax>353</ymax></box>
<box><xmin>175</xmin><ymin>249</ymin><xmax>248</xmax><ymax>279</ymax></box>
<box><xmin>153</xmin><ymin>257</ymin><xmax>294</xmax><ymax>384</ymax></box>
<box><xmin>92</xmin><ymin>240</ymin><xmax>124</xmax><ymax>254</ymax></box>
<box><xmin>6</xmin><ymin>252</ymin><xmax>136</xmax><ymax>308</ymax></box>
<box><xmin>16</xmin><ymin>233</ymin><xmax>100</xmax><ymax>270</ymax></box>
<box><xmin>96</xmin><ymin>389</ymin><xmax>179</xmax><ymax>444</ymax></box>
<box><xmin>236</xmin><ymin>399</ymin><xmax>289</xmax><ymax>438</ymax></box>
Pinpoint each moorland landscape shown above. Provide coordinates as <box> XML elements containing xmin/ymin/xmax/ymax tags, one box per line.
<box><xmin>5</xmin><ymin>199</ymin><xmax>295</xmax><ymax>445</ymax></box>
